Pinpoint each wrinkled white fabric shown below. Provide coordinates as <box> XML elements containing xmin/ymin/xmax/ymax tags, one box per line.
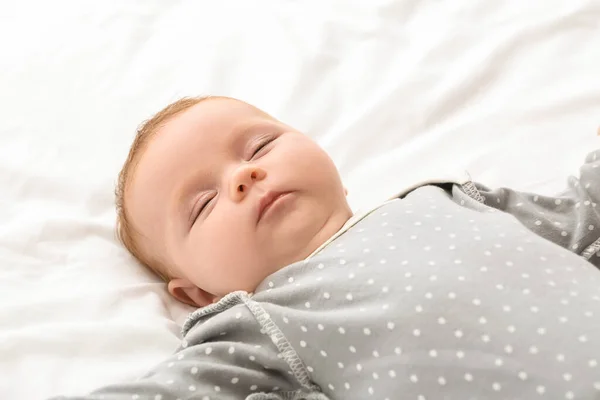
<box><xmin>0</xmin><ymin>1</ymin><xmax>599</xmax><ymax>399</ymax></box>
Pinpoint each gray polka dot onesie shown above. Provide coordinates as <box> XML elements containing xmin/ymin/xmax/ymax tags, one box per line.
<box><xmin>52</xmin><ymin>150</ymin><xmax>600</xmax><ymax>400</ymax></box>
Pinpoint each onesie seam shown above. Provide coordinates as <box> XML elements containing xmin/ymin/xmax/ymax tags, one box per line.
<box><xmin>240</xmin><ymin>296</ymin><xmax>321</xmax><ymax>393</ymax></box>
<box><xmin>247</xmin><ymin>389</ymin><xmax>330</xmax><ymax>399</ymax></box>
<box><xmin>581</xmin><ymin>236</ymin><xmax>600</xmax><ymax>260</ymax></box>
<box><xmin>461</xmin><ymin>180</ymin><xmax>485</xmax><ymax>203</ymax></box>
<box><xmin>181</xmin><ymin>291</ymin><xmax>249</xmax><ymax>336</ymax></box>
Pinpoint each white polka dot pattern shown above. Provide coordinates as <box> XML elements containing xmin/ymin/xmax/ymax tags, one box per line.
<box><xmin>53</xmin><ymin>150</ymin><xmax>600</xmax><ymax>400</ymax></box>
<box><xmin>247</xmin><ymin>179</ymin><xmax>600</xmax><ymax>399</ymax></box>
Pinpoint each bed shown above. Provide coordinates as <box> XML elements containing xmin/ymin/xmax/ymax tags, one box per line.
<box><xmin>0</xmin><ymin>0</ymin><xmax>598</xmax><ymax>399</ymax></box>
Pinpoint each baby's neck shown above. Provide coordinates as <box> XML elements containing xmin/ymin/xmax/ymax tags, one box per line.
<box><xmin>289</xmin><ymin>208</ymin><xmax>354</xmax><ymax>263</ymax></box>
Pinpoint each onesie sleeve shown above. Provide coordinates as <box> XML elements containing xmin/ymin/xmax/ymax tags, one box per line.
<box><xmin>473</xmin><ymin>149</ymin><xmax>600</xmax><ymax>267</ymax></box>
<box><xmin>47</xmin><ymin>334</ymin><xmax>296</xmax><ymax>400</ymax></box>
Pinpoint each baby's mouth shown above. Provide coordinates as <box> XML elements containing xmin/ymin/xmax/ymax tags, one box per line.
<box><xmin>257</xmin><ymin>191</ymin><xmax>292</xmax><ymax>223</ymax></box>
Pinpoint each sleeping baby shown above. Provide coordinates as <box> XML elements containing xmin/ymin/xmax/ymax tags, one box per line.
<box><xmin>51</xmin><ymin>96</ymin><xmax>600</xmax><ymax>400</ymax></box>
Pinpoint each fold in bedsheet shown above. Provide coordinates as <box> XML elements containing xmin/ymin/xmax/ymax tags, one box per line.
<box><xmin>1</xmin><ymin>1</ymin><xmax>599</xmax><ymax>399</ymax></box>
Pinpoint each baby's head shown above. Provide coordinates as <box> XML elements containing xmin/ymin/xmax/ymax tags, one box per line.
<box><xmin>116</xmin><ymin>96</ymin><xmax>352</xmax><ymax>307</ymax></box>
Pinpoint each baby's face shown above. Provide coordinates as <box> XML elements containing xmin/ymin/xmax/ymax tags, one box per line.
<box><xmin>127</xmin><ymin>98</ymin><xmax>352</xmax><ymax>306</ymax></box>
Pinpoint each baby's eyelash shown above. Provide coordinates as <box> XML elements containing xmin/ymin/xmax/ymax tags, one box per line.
<box><xmin>193</xmin><ymin>194</ymin><xmax>215</xmax><ymax>224</ymax></box>
<box><xmin>198</xmin><ymin>197</ymin><xmax>212</xmax><ymax>214</ymax></box>
<box><xmin>251</xmin><ymin>136</ymin><xmax>276</xmax><ymax>158</ymax></box>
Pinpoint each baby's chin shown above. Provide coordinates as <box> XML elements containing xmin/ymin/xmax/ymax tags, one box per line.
<box><xmin>270</xmin><ymin>205</ymin><xmax>351</xmax><ymax>263</ymax></box>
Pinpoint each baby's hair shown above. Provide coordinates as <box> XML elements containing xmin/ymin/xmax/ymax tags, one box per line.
<box><xmin>115</xmin><ymin>96</ymin><xmax>211</xmax><ymax>282</ymax></box>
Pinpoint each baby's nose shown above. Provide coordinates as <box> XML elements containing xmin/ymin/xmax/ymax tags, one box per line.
<box><xmin>230</xmin><ymin>164</ymin><xmax>265</xmax><ymax>199</ymax></box>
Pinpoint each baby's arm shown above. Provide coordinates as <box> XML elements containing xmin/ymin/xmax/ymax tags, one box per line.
<box><xmin>48</xmin><ymin>335</ymin><xmax>297</xmax><ymax>400</ymax></box>
<box><xmin>474</xmin><ymin>149</ymin><xmax>600</xmax><ymax>267</ymax></box>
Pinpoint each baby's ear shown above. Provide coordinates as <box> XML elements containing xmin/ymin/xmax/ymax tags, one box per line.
<box><xmin>344</xmin><ymin>186</ymin><xmax>349</xmax><ymax>196</ymax></box>
<box><xmin>168</xmin><ymin>278</ymin><xmax>219</xmax><ymax>307</ymax></box>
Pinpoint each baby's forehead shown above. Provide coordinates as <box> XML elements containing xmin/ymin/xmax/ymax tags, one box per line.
<box><xmin>178</xmin><ymin>97</ymin><xmax>274</xmax><ymax>123</ymax></box>
<box><xmin>161</xmin><ymin>100</ymin><xmax>279</xmax><ymax>146</ymax></box>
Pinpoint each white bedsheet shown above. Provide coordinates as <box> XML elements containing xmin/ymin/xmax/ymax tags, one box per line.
<box><xmin>0</xmin><ymin>1</ymin><xmax>598</xmax><ymax>399</ymax></box>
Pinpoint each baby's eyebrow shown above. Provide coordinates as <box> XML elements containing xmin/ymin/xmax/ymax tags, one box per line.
<box><xmin>236</xmin><ymin>120</ymin><xmax>278</xmax><ymax>138</ymax></box>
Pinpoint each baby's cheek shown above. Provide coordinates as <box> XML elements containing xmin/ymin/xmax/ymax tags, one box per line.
<box><xmin>210</xmin><ymin>249</ymin><xmax>264</xmax><ymax>290</ymax></box>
